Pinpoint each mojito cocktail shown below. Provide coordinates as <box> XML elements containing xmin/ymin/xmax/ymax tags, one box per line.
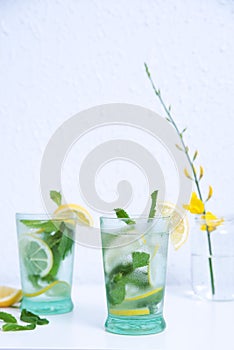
<box><xmin>100</xmin><ymin>216</ymin><xmax>169</xmax><ymax>335</ymax></box>
<box><xmin>16</xmin><ymin>213</ymin><xmax>75</xmax><ymax>315</ymax></box>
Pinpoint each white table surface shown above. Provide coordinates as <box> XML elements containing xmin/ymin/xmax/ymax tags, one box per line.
<box><xmin>0</xmin><ymin>285</ymin><xmax>233</xmax><ymax>350</ymax></box>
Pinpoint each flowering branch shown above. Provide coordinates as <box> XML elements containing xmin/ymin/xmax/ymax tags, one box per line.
<box><xmin>144</xmin><ymin>63</ymin><xmax>218</xmax><ymax>295</ymax></box>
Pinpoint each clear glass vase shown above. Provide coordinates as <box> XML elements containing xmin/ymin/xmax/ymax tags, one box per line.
<box><xmin>191</xmin><ymin>215</ymin><xmax>234</xmax><ymax>301</ymax></box>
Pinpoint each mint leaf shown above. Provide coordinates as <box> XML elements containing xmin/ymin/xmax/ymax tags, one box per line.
<box><xmin>21</xmin><ymin>220</ymin><xmax>58</xmax><ymax>233</ymax></box>
<box><xmin>20</xmin><ymin>309</ymin><xmax>49</xmax><ymax>325</ymax></box>
<box><xmin>113</xmin><ymin>272</ymin><xmax>123</xmax><ymax>283</ymax></box>
<box><xmin>148</xmin><ymin>190</ymin><xmax>158</xmax><ymax>219</ymax></box>
<box><xmin>124</xmin><ymin>270</ymin><xmax>149</xmax><ymax>287</ymax></box>
<box><xmin>132</xmin><ymin>252</ymin><xmax>150</xmax><ymax>269</ymax></box>
<box><xmin>107</xmin><ymin>281</ymin><xmax>125</xmax><ymax>305</ymax></box>
<box><xmin>114</xmin><ymin>208</ymin><xmax>136</xmax><ymax>225</ymax></box>
<box><xmin>48</xmin><ymin>247</ymin><xmax>61</xmax><ymax>278</ymax></box>
<box><xmin>58</xmin><ymin>234</ymin><xmax>73</xmax><ymax>259</ymax></box>
<box><xmin>0</xmin><ymin>312</ymin><xmax>17</xmax><ymax>323</ymax></box>
<box><xmin>28</xmin><ymin>275</ymin><xmax>40</xmax><ymax>289</ymax></box>
<box><xmin>57</xmin><ymin>222</ymin><xmax>74</xmax><ymax>259</ymax></box>
<box><xmin>110</xmin><ymin>263</ymin><xmax>133</xmax><ymax>277</ymax></box>
<box><xmin>2</xmin><ymin>323</ymin><xmax>36</xmax><ymax>332</ymax></box>
<box><xmin>44</xmin><ymin>230</ymin><xmax>63</xmax><ymax>248</ymax></box>
<box><xmin>50</xmin><ymin>190</ymin><xmax>62</xmax><ymax>206</ymax></box>
<box><xmin>42</xmin><ymin>223</ymin><xmax>74</xmax><ymax>281</ymax></box>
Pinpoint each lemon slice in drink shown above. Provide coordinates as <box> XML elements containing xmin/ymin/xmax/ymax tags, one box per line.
<box><xmin>19</xmin><ymin>234</ymin><xmax>53</xmax><ymax>278</ymax></box>
<box><xmin>0</xmin><ymin>286</ymin><xmax>22</xmax><ymax>307</ymax></box>
<box><xmin>125</xmin><ymin>287</ymin><xmax>163</xmax><ymax>302</ymax></box>
<box><xmin>121</xmin><ymin>287</ymin><xmax>164</xmax><ymax>309</ymax></box>
<box><xmin>147</xmin><ymin>244</ymin><xmax>160</xmax><ymax>287</ymax></box>
<box><xmin>157</xmin><ymin>202</ymin><xmax>189</xmax><ymax>250</ymax></box>
<box><xmin>24</xmin><ymin>281</ymin><xmax>71</xmax><ymax>298</ymax></box>
<box><xmin>54</xmin><ymin>204</ymin><xmax>93</xmax><ymax>226</ymax></box>
<box><xmin>110</xmin><ymin>308</ymin><xmax>150</xmax><ymax>316</ymax></box>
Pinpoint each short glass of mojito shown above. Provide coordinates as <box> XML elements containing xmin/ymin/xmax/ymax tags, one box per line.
<box><xmin>16</xmin><ymin>213</ymin><xmax>76</xmax><ymax>315</ymax></box>
<box><xmin>100</xmin><ymin>216</ymin><xmax>170</xmax><ymax>335</ymax></box>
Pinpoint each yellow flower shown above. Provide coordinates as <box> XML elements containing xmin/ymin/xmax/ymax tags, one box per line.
<box><xmin>200</xmin><ymin>212</ymin><xmax>224</xmax><ymax>232</ymax></box>
<box><xmin>183</xmin><ymin>192</ymin><xmax>205</xmax><ymax>214</ymax></box>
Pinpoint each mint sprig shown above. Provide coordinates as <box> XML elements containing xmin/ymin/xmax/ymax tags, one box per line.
<box><xmin>148</xmin><ymin>190</ymin><xmax>158</xmax><ymax>220</ymax></box>
<box><xmin>50</xmin><ymin>190</ymin><xmax>62</xmax><ymax>206</ymax></box>
<box><xmin>132</xmin><ymin>252</ymin><xmax>150</xmax><ymax>269</ymax></box>
<box><xmin>107</xmin><ymin>251</ymin><xmax>150</xmax><ymax>305</ymax></box>
<box><xmin>20</xmin><ymin>191</ymin><xmax>74</xmax><ymax>288</ymax></box>
<box><xmin>20</xmin><ymin>309</ymin><xmax>49</xmax><ymax>325</ymax></box>
<box><xmin>0</xmin><ymin>312</ymin><xmax>17</xmax><ymax>324</ymax></box>
<box><xmin>20</xmin><ymin>220</ymin><xmax>58</xmax><ymax>233</ymax></box>
<box><xmin>114</xmin><ymin>208</ymin><xmax>135</xmax><ymax>225</ymax></box>
<box><xmin>0</xmin><ymin>310</ymin><xmax>49</xmax><ymax>332</ymax></box>
<box><xmin>114</xmin><ymin>190</ymin><xmax>158</xmax><ymax>224</ymax></box>
<box><xmin>2</xmin><ymin>323</ymin><xmax>36</xmax><ymax>332</ymax></box>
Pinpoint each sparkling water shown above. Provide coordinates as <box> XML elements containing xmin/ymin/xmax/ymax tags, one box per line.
<box><xmin>100</xmin><ymin>217</ymin><xmax>169</xmax><ymax>335</ymax></box>
<box><xmin>16</xmin><ymin>214</ymin><xmax>75</xmax><ymax>315</ymax></box>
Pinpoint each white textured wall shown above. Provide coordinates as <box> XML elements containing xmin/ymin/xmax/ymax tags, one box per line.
<box><xmin>1</xmin><ymin>0</ymin><xmax>234</xmax><ymax>287</ymax></box>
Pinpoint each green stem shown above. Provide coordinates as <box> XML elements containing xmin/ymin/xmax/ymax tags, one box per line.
<box><xmin>145</xmin><ymin>63</ymin><xmax>215</xmax><ymax>295</ymax></box>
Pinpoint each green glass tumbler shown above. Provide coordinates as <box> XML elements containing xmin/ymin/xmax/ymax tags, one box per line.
<box><xmin>16</xmin><ymin>213</ymin><xmax>75</xmax><ymax>315</ymax></box>
<box><xmin>100</xmin><ymin>216</ymin><xmax>169</xmax><ymax>335</ymax></box>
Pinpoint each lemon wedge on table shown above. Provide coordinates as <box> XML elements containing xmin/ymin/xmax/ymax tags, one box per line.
<box><xmin>54</xmin><ymin>204</ymin><xmax>93</xmax><ymax>226</ymax></box>
<box><xmin>157</xmin><ymin>202</ymin><xmax>189</xmax><ymax>250</ymax></box>
<box><xmin>0</xmin><ymin>286</ymin><xmax>22</xmax><ymax>307</ymax></box>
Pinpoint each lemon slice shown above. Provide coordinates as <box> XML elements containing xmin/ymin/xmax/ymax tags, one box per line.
<box><xmin>110</xmin><ymin>308</ymin><xmax>150</xmax><ymax>316</ymax></box>
<box><xmin>24</xmin><ymin>280</ymin><xmax>71</xmax><ymax>298</ymax></box>
<box><xmin>54</xmin><ymin>204</ymin><xmax>93</xmax><ymax>226</ymax></box>
<box><xmin>148</xmin><ymin>244</ymin><xmax>160</xmax><ymax>286</ymax></box>
<box><xmin>157</xmin><ymin>202</ymin><xmax>189</xmax><ymax>250</ymax></box>
<box><xmin>125</xmin><ymin>287</ymin><xmax>163</xmax><ymax>302</ymax></box>
<box><xmin>0</xmin><ymin>286</ymin><xmax>22</xmax><ymax>307</ymax></box>
<box><xmin>19</xmin><ymin>234</ymin><xmax>53</xmax><ymax>277</ymax></box>
<box><xmin>120</xmin><ymin>287</ymin><xmax>163</xmax><ymax>309</ymax></box>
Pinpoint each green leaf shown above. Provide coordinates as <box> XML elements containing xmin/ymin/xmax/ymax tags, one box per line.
<box><xmin>2</xmin><ymin>323</ymin><xmax>36</xmax><ymax>332</ymax></box>
<box><xmin>20</xmin><ymin>309</ymin><xmax>49</xmax><ymax>325</ymax></box>
<box><xmin>0</xmin><ymin>312</ymin><xmax>17</xmax><ymax>323</ymax></box>
<box><xmin>21</xmin><ymin>220</ymin><xmax>58</xmax><ymax>233</ymax></box>
<box><xmin>148</xmin><ymin>190</ymin><xmax>158</xmax><ymax>219</ymax></box>
<box><xmin>50</xmin><ymin>190</ymin><xmax>62</xmax><ymax>206</ymax></box>
<box><xmin>132</xmin><ymin>252</ymin><xmax>150</xmax><ymax>269</ymax></box>
<box><xmin>144</xmin><ymin>62</ymin><xmax>150</xmax><ymax>77</ymax></box>
<box><xmin>114</xmin><ymin>208</ymin><xmax>136</xmax><ymax>225</ymax></box>
<box><xmin>42</xmin><ymin>223</ymin><xmax>74</xmax><ymax>281</ymax></box>
<box><xmin>110</xmin><ymin>263</ymin><xmax>133</xmax><ymax>277</ymax></box>
<box><xmin>45</xmin><ymin>247</ymin><xmax>61</xmax><ymax>279</ymax></box>
<box><xmin>28</xmin><ymin>275</ymin><xmax>40</xmax><ymax>289</ymax></box>
<box><xmin>58</xmin><ymin>234</ymin><xmax>73</xmax><ymax>260</ymax></box>
<box><xmin>44</xmin><ymin>230</ymin><xmax>63</xmax><ymax>248</ymax></box>
<box><xmin>124</xmin><ymin>270</ymin><xmax>149</xmax><ymax>287</ymax></box>
<box><xmin>107</xmin><ymin>282</ymin><xmax>125</xmax><ymax>305</ymax></box>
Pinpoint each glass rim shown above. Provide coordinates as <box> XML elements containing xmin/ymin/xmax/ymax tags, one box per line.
<box><xmin>100</xmin><ymin>215</ymin><xmax>170</xmax><ymax>221</ymax></box>
<box><xmin>15</xmin><ymin>213</ymin><xmax>77</xmax><ymax>220</ymax></box>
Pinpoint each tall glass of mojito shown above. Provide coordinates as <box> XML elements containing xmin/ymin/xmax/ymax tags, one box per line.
<box><xmin>100</xmin><ymin>216</ymin><xmax>169</xmax><ymax>335</ymax></box>
<box><xmin>16</xmin><ymin>213</ymin><xmax>76</xmax><ymax>315</ymax></box>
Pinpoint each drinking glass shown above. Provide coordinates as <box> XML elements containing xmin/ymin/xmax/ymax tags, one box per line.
<box><xmin>16</xmin><ymin>213</ymin><xmax>76</xmax><ymax>315</ymax></box>
<box><xmin>191</xmin><ymin>215</ymin><xmax>234</xmax><ymax>301</ymax></box>
<box><xmin>100</xmin><ymin>216</ymin><xmax>170</xmax><ymax>335</ymax></box>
